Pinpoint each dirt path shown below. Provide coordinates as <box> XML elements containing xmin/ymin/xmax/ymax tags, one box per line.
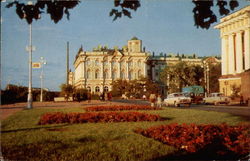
<box><xmin>0</xmin><ymin>100</ymin><xmax>134</xmax><ymax>120</ymax></box>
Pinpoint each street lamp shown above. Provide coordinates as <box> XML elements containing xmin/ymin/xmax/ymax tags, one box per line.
<box><xmin>40</xmin><ymin>57</ymin><xmax>46</xmax><ymax>102</ymax></box>
<box><xmin>26</xmin><ymin>20</ymin><xmax>35</xmax><ymax>109</ymax></box>
<box><xmin>203</xmin><ymin>61</ymin><xmax>210</xmax><ymax>97</ymax></box>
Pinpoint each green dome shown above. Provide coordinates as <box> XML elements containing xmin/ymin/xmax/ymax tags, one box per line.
<box><xmin>131</xmin><ymin>36</ymin><xmax>138</xmax><ymax>40</ymax></box>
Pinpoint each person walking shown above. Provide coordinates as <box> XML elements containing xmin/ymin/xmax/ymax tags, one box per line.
<box><xmin>157</xmin><ymin>94</ymin><xmax>162</xmax><ymax>108</ymax></box>
<box><xmin>149</xmin><ymin>93</ymin><xmax>156</xmax><ymax>107</ymax></box>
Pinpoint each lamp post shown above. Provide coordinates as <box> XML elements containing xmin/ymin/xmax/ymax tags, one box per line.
<box><xmin>203</xmin><ymin>61</ymin><xmax>210</xmax><ymax>97</ymax></box>
<box><xmin>26</xmin><ymin>23</ymin><xmax>35</xmax><ymax>109</ymax></box>
<box><xmin>40</xmin><ymin>57</ymin><xmax>46</xmax><ymax>102</ymax></box>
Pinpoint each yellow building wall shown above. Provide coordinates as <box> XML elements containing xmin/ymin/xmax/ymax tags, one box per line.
<box><xmin>219</xmin><ymin>78</ymin><xmax>241</xmax><ymax>96</ymax></box>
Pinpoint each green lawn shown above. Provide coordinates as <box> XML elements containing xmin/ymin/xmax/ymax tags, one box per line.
<box><xmin>1</xmin><ymin>106</ymin><xmax>248</xmax><ymax>161</ymax></box>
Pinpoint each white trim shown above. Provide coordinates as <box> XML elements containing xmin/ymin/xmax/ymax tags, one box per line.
<box><xmin>219</xmin><ymin>77</ymin><xmax>241</xmax><ymax>81</ymax></box>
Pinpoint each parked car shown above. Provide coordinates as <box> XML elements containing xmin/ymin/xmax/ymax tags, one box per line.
<box><xmin>203</xmin><ymin>93</ymin><xmax>231</xmax><ymax>105</ymax></box>
<box><xmin>163</xmin><ymin>93</ymin><xmax>192</xmax><ymax>107</ymax></box>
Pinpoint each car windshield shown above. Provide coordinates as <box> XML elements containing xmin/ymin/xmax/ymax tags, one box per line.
<box><xmin>173</xmin><ymin>93</ymin><xmax>183</xmax><ymax>97</ymax></box>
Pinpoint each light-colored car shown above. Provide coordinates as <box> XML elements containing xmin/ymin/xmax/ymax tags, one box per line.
<box><xmin>163</xmin><ymin>93</ymin><xmax>192</xmax><ymax>107</ymax></box>
<box><xmin>203</xmin><ymin>93</ymin><xmax>231</xmax><ymax>105</ymax></box>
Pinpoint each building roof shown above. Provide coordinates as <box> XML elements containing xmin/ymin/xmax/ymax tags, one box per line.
<box><xmin>131</xmin><ymin>36</ymin><xmax>139</xmax><ymax>40</ymax></box>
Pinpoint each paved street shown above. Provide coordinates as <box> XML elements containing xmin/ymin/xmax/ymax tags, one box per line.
<box><xmin>114</xmin><ymin>99</ymin><xmax>250</xmax><ymax>121</ymax></box>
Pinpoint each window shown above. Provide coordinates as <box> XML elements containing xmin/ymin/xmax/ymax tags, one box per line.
<box><xmin>95</xmin><ymin>70</ymin><xmax>99</xmax><ymax>79</ymax></box>
<box><xmin>86</xmin><ymin>59</ymin><xmax>91</xmax><ymax>66</ymax></box>
<box><xmin>87</xmin><ymin>86</ymin><xmax>91</xmax><ymax>92</ymax></box>
<box><xmin>128</xmin><ymin>71</ymin><xmax>132</xmax><ymax>80</ymax></box>
<box><xmin>95</xmin><ymin>60</ymin><xmax>99</xmax><ymax>66</ymax></box>
<box><xmin>104</xmin><ymin>70</ymin><xmax>108</xmax><ymax>79</ymax></box>
<box><xmin>138</xmin><ymin>60</ymin><xmax>141</xmax><ymax>67</ymax></box>
<box><xmin>121</xmin><ymin>71</ymin><xmax>125</xmax><ymax>79</ymax></box>
<box><xmin>112</xmin><ymin>71</ymin><xmax>117</xmax><ymax>79</ymax></box>
<box><xmin>138</xmin><ymin>70</ymin><xmax>141</xmax><ymax>77</ymax></box>
<box><xmin>87</xmin><ymin>70</ymin><xmax>91</xmax><ymax>79</ymax></box>
<box><xmin>104</xmin><ymin>60</ymin><xmax>108</xmax><ymax>66</ymax></box>
<box><xmin>95</xmin><ymin>86</ymin><xmax>100</xmax><ymax>92</ymax></box>
<box><xmin>104</xmin><ymin>86</ymin><xmax>109</xmax><ymax>92</ymax></box>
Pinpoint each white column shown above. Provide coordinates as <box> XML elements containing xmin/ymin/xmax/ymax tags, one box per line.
<box><xmin>236</xmin><ymin>32</ymin><xmax>243</xmax><ymax>73</ymax></box>
<box><xmin>244</xmin><ymin>28</ymin><xmax>250</xmax><ymax>70</ymax></box>
<box><xmin>221</xmin><ymin>35</ymin><xmax>228</xmax><ymax>75</ymax></box>
<box><xmin>228</xmin><ymin>34</ymin><xmax>235</xmax><ymax>74</ymax></box>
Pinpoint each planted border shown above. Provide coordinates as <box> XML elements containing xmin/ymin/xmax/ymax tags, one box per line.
<box><xmin>135</xmin><ymin>123</ymin><xmax>250</xmax><ymax>157</ymax></box>
<box><xmin>85</xmin><ymin>105</ymin><xmax>162</xmax><ymax>111</ymax></box>
<box><xmin>38</xmin><ymin>112</ymin><xmax>163</xmax><ymax>125</ymax></box>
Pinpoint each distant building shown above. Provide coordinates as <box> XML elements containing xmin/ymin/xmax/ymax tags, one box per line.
<box><xmin>215</xmin><ymin>6</ymin><xmax>250</xmax><ymax>101</ymax></box>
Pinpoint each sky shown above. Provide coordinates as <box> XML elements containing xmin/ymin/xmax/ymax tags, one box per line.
<box><xmin>1</xmin><ymin>0</ymin><xmax>249</xmax><ymax>91</ymax></box>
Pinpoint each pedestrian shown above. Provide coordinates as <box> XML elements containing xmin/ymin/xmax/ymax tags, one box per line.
<box><xmin>240</xmin><ymin>95</ymin><xmax>244</xmax><ymax>105</ymax></box>
<box><xmin>157</xmin><ymin>94</ymin><xmax>162</xmax><ymax>108</ymax></box>
<box><xmin>108</xmin><ymin>92</ymin><xmax>112</xmax><ymax>101</ymax></box>
<box><xmin>143</xmin><ymin>94</ymin><xmax>146</xmax><ymax>100</ymax></box>
<box><xmin>104</xmin><ymin>92</ymin><xmax>108</xmax><ymax>101</ymax></box>
<box><xmin>149</xmin><ymin>93</ymin><xmax>156</xmax><ymax>107</ymax></box>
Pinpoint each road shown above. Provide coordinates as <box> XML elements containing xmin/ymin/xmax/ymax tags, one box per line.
<box><xmin>113</xmin><ymin>99</ymin><xmax>250</xmax><ymax>121</ymax></box>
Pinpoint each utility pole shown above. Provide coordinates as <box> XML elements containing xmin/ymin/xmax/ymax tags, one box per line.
<box><xmin>40</xmin><ymin>57</ymin><xmax>46</xmax><ymax>102</ymax></box>
<box><xmin>66</xmin><ymin>41</ymin><xmax>69</xmax><ymax>85</ymax></box>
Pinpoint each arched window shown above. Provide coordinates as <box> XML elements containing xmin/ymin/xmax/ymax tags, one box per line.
<box><xmin>138</xmin><ymin>60</ymin><xmax>141</xmax><ymax>67</ymax></box>
<box><xmin>95</xmin><ymin>59</ymin><xmax>99</xmax><ymax>66</ymax></box>
<box><xmin>87</xmin><ymin>86</ymin><xmax>91</xmax><ymax>92</ymax></box>
<box><xmin>104</xmin><ymin>70</ymin><xmax>108</xmax><ymax>79</ymax></box>
<box><xmin>86</xmin><ymin>59</ymin><xmax>91</xmax><ymax>66</ymax></box>
<box><xmin>95</xmin><ymin>70</ymin><xmax>99</xmax><ymax>79</ymax></box>
<box><xmin>87</xmin><ymin>70</ymin><xmax>91</xmax><ymax>79</ymax></box>
<box><xmin>104</xmin><ymin>86</ymin><xmax>109</xmax><ymax>92</ymax></box>
<box><xmin>95</xmin><ymin>86</ymin><xmax>100</xmax><ymax>92</ymax></box>
<box><xmin>128</xmin><ymin>71</ymin><xmax>132</xmax><ymax>80</ymax></box>
<box><xmin>121</xmin><ymin>70</ymin><xmax>125</xmax><ymax>79</ymax></box>
<box><xmin>138</xmin><ymin>70</ymin><xmax>141</xmax><ymax>78</ymax></box>
<box><xmin>112</xmin><ymin>71</ymin><xmax>117</xmax><ymax>79</ymax></box>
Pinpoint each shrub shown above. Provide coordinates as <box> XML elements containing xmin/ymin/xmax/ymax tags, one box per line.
<box><xmin>135</xmin><ymin>123</ymin><xmax>250</xmax><ymax>158</ymax></box>
<box><xmin>38</xmin><ymin>112</ymin><xmax>163</xmax><ymax>125</ymax></box>
<box><xmin>85</xmin><ymin>105</ymin><xmax>162</xmax><ymax>111</ymax></box>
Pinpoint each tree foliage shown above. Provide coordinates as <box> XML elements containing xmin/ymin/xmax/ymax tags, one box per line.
<box><xmin>60</xmin><ymin>83</ymin><xmax>74</xmax><ymax>98</ymax></box>
<box><xmin>160</xmin><ymin>62</ymin><xmax>204</xmax><ymax>93</ymax></box>
<box><xmin>6</xmin><ymin>0</ymin><xmax>80</xmax><ymax>24</ymax></box>
<box><xmin>208</xmin><ymin>63</ymin><xmax>221</xmax><ymax>93</ymax></box>
<box><xmin>111</xmin><ymin>77</ymin><xmax>160</xmax><ymax>98</ymax></box>
<box><xmin>6</xmin><ymin>0</ymin><xmax>240</xmax><ymax>29</ymax></box>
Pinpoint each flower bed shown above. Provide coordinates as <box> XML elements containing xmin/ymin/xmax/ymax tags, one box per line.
<box><xmin>85</xmin><ymin>105</ymin><xmax>162</xmax><ymax>111</ymax></box>
<box><xmin>38</xmin><ymin>112</ymin><xmax>163</xmax><ymax>125</ymax></box>
<box><xmin>135</xmin><ymin>123</ymin><xmax>250</xmax><ymax>157</ymax></box>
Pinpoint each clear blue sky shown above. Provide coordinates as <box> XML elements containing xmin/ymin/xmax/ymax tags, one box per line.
<box><xmin>1</xmin><ymin>0</ymin><xmax>249</xmax><ymax>91</ymax></box>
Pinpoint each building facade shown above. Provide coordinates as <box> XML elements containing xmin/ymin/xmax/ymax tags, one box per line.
<box><xmin>73</xmin><ymin>37</ymin><xmax>149</xmax><ymax>93</ymax></box>
<box><xmin>215</xmin><ymin>6</ymin><xmax>250</xmax><ymax>100</ymax></box>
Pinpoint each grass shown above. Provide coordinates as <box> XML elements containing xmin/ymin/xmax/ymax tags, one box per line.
<box><xmin>1</xmin><ymin>106</ymin><xmax>249</xmax><ymax>161</ymax></box>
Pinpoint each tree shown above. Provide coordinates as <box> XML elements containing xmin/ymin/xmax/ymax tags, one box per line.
<box><xmin>111</xmin><ymin>77</ymin><xmax>160</xmax><ymax>98</ymax></box>
<box><xmin>60</xmin><ymin>83</ymin><xmax>74</xmax><ymax>101</ymax></box>
<box><xmin>160</xmin><ymin>62</ymin><xmax>204</xmax><ymax>93</ymax></box>
<box><xmin>208</xmin><ymin>63</ymin><xmax>221</xmax><ymax>93</ymax></box>
<box><xmin>6</xmin><ymin>0</ymin><xmax>240</xmax><ymax>29</ymax></box>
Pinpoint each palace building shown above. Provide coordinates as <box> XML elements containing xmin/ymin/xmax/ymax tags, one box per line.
<box><xmin>214</xmin><ymin>5</ymin><xmax>250</xmax><ymax>101</ymax></box>
<box><xmin>73</xmin><ymin>37</ymin><xmax>149</xmax><ymax>93</ymax></box>
<box><xmin>72</xmin><ymin>37</ymin><xmax>219</xmax><ymax>95</ymax></box>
